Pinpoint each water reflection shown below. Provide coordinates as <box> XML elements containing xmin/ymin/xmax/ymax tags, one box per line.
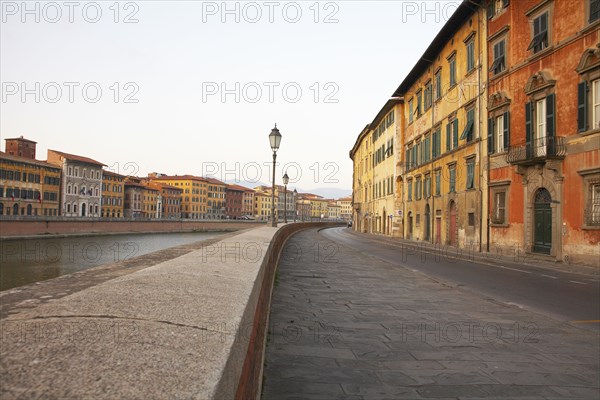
<box><xmin>0</xmin><ymin>232</ymin><xmax>222</xmax><ymax>291</ymax></box>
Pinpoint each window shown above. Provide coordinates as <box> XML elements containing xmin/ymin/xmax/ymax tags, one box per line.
<box><xmin>460</xmin><ymin>107</ymin><xmax>475</xmax><ymax>142</ymax></box>
<box><xmin>528</xmin><ymin>11</ymin><xmax>549</xmax><ymax>53</ymax></box>
<box><xmin>424</xmin><ymin>81</ymin><xmax>432</xmax><ymax>110</ymax></box>
<box><xmin>468</xmin><ymin>212</ymin><xmax>475</xmax><ymax>226</ymax></box>
<box><xmin>68</xmin><ymin>167</ymin><xmax>72</xmax><ymax>176</ymax></box>
<box><xmin>432</xmin><ymin>128</ymin><xmax>441</xmax><ymax>158</ymax></box>
<box><xmin>466</xmin><ymin>40</ymin><xmax>475</xmax><ymax>72</ymax></box>
<box><xmin>407</xmin><ymin>180</ymin><xmax>412</xmax><ymax>201</ymax></box>
<box><xmin>491</xmin><ymin>39</ymin><xmax>506</xmax><ymax>75</ymax></box>
<box><xmin>449</xmin><ymin>167</ymin><xmax>456</xmax><ymax>193</ymax></box>
<box><xmin>492</xmin><ymin>191</ymin><xmax>506</xmax><ymax>224</ymax></box>
<box><xmin>578</xmin><ymin>80</ymin><xmax>599</xmax><ymax>132</ymax></box>
<box><xmin>416</xmin><ymin>177</ymin><xmax>422</xmax><ymax>200</ymax></box>
<box><xmin>408</xmin><ymin>99</ymin><xmax>414</xmax><ymax>123</ymax></box>
<box><xmin>488</xmin><ymin>112</ymin><xmax>510</xmax><ymax>153</ymax></box>
<box><xmin>435</xmin><ymin>69</ymin><xmax>442</xmax><ymax>100</ymax></box>
<box><xmin>466</xmin><ymin>160</ymin><xmax>475</xmax><ymax>189</ymax></box>
<box><xmin>526</xmin><ymin>95</ymin><xmax>555</xmax><ymax>157</ymax></box>
<box><xmin>588</xmin><ymin>183</ymin><xmax>600</xmax><ymax>225</ymax></box>
<box><xmin>488</xmin><ymin>0</ymin><xmax>509</xmax><ymax>19</ymax></box>
<box><xmin>590</xmin><ymin>0</ymin><xmax>600</xmax><ymax>23</ymax></box>
<box><xmin>595</xmin><ymin>79</ymin><xmax>600</xmax><ymax>130</ymax></box>
<box><xmin>449</xmin><ymin>57</ymin><xmax>456</xmax><ymax>86</ymax></box>
<box><xmin>446</xmin><ymin>119</ymin><xmax>459</xmax><ymax>151</ymax></box>
<box><xmin>424</xmin><ymin>174</ymin><xmax>431</xmax><ymax>198</ymax></box>
<box><xmin>416</xmin><ymin>90</ymin><xmax>422</xmax><ymax>117</ymax></box>
<box><xmin>424</xmin><ymin>135</ymin><xmax>431</xmax><ymax>163</ymax></box>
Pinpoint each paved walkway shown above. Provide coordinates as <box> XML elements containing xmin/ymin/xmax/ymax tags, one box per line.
<box><xmin>261</xmin><ymin>228</ymin><xmax>600</xmax><ymax>400</ymax></box>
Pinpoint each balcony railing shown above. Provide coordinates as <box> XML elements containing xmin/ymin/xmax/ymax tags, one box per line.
<box><xmin>506</xmin><ymin>136</ymin><xmax>566</xmax><ymax>165</ymax></box>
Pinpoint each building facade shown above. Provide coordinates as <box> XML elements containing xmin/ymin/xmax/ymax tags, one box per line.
<box><xmin>225</xmin><ymin>185</ymin><xmax>246</xmax><ymax>219</ymax></box>
<box><xmin>394</xmin><ymin>0</ymin><xmax>488</xmax><ymax>248</ymax></box>
<box><xmin>350</xmin><ymin>126</ymin><xmax>374</xmax><ymax>232</ymax></box>
<box><xmin>147</xmin><ymin>182</ymin><xmax>182</xmax><ymax>219</ymax></box>
<box><xmin>337</xmin><ymin>197</ymin><xmax>353</xmax><ymax>222</ymax></box>
<box><xmin>47</xmin><ymin>150</ymin><xmax>105</xmax><ymax>218</ymax></box>
<box><xmin>124</xmin><ymin>182</ymin><xmax>144</xmax><ymax>218</ymax></box>
<box><xmin>149</xmin><ymin>174</ymin><xmax>207</xmax><ymax>219</ymax></box>
<box><xmin>487</xmin><ymin>0</ymin><xmax>600</xmax><ymax>265</ymax></box>
<box><xmin>101</xmin><ymin>170</ymin><xmax>125</xmax><ymax>218</ymax></box>
<box><xmin>206</xmin><ymin>178</ymin><xmax>226</xmax><ymax>219</ymax></box>
<box><xmin>254</xmin><ymin>191</ymin><xmax>272</xmax><ymax>221</ymax></box>
<box><xmin>0</xmin><ymin>150</ymin><xmax>61</xmax><ymax>217</ymax></box>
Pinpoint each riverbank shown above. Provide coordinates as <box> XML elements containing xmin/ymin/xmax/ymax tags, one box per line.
<box><xmin>0</xmin><ymin>218</ymin><xmax>264</xmax><ymax>239</ymax></box>
<box><xmin>0</xmin><ymin>222</ymin><xmax>343</xmax><ymax>399</ymax></box>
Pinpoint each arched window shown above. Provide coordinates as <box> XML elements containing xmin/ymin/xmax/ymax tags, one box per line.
<box><xmin>67</xmin><ymin>203</ymin><xmax>71</xmax><ymax>213</ymax></box>
<box><xmin>13</xmin><ymin>203</ymin><xmax>19</xmax><ymax>215</ymax></box>
<box><xmin>74</xmin><ymin>204</ymin><xmax>78</xmax><ymax>214</ymax></box>
<box><xmin>26</xmin><ymin>204</ymin><xmax>32</xmax><ymax>216</ymax></box>
<box><xmin>534</xmin><ymin>188</ymin><xmax>552</xmax><ymax>204</ymax></box>
<box><xmin>95</xmin><ymin>205</ymin><xmax>98</xmax><ymax>214</ymax></box>
<box><xmin>67</xmin><ymin>185</ymin><xmax>71</xmax><ymax>194</ymax></box>
<box><xmin>81</xmin><ymin>186</ymin><xmax>86</xmax><ymax>195</ymax></box>
<box><xmin>95</xmin><ymin>187</ymin><xmax>99</xmax><ymax>196</ymax></box>
<box><xmin>74</xmin><ymin>185</ymin><xmax>78</xmax><ymax>195</ymax></box>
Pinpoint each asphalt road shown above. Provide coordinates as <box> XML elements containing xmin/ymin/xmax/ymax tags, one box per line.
<box><xmin>320</xmin><ymin>227</ymin><xmax>600</xmax><ymax>332</ymax></box>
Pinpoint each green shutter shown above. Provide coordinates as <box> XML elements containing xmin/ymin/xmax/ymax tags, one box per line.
<box><xmin>446</xmin><ymin>123</ymin><xmax>451</xmax><ymax>151</ymax></box>
<box><xmin>503</xmin><ymin>111</ymin><xmax>510</xmax><ymax>150</ymax></box>
<box><xmin>488</xmin><ymin>117</ymin><xmax>494</xmax><ymax>154</ymax></box>
<box><xmin>578</xmin><ymin>81</ymin><xmax>588</xmax><ymax>132</ymax></box>
<box><xmin>453</xmin><ymin>119</ymin><xmax>459</xmax><ymax>148</ymax></box>
<box><xmin>546</xmin><ymin>94</ymin><xmax>555</xmax><ymax>138</ymax></box>
<box><xmin>525</xmin><ymin>102</ymin><xmax>532</xmax><ymax>144</ymax></box>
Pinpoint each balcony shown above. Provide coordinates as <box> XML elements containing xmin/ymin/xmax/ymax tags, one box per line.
<box><xmin>506</xmin><ymin>136</ymin><xmax>566</xmax><ymax>165</ymax></box>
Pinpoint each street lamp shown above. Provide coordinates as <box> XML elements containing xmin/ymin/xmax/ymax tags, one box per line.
<box><xmin>293</xmin><ymin>188</ymin><xmax>298</xmax><ymax>222</ymax></box>
<box><xmin>269</xmin><ymin>124</ymin><xmax>282</xmax><ymax>227</ymax></box>
<box><xmin>282</xmin><ymin>172</ymin><xmax>289</xmax><ymax>223</ymax></box>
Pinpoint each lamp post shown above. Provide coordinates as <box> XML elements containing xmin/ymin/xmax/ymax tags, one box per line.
<box><xmin>293</xmin><ymin>188</ymin><xmax>297</xmax><ymax>222</ymax></box>
<box><xmin>282</xmin><ymin>172</ymin><xmax>289</xmax><ymax>223</ymax></box>
<box><xmin>269</xmin><ymin>124</ymin><xmax>282</xmax><ymax>227</ymax></box>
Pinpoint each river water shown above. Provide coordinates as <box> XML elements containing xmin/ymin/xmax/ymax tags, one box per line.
<box><xmin>0</xmin><ymin>232</ymin><xmax>223</xmax><ymax>291</ymax></box>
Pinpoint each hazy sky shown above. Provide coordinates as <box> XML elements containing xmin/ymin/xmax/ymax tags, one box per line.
<box><xmin>1</xmin><ymin>0</ymin><xmax>460</xmax><ymax>190</ymax></box>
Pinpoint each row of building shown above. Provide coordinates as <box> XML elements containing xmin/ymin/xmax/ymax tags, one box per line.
<box><xmin>0</xmin><ymin>137</ymin><xmax>352</xmax><ymax>222</ymax></box>
<box><xmin>350</xmin><ymin>0</ymin><xmax>600</xmax><ymax>266</ymax></box>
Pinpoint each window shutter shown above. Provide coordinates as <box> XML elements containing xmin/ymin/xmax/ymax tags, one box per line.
<box><xmin>546</xmin><ymin>93</ymin><xmax>555</xmax><ymax>137</ymax></box>
<box><xmin>487</xmin><ymin>0</ymin><xmax>494</xmax><ymax>19</ymax></box>
<box><xmin>446</xmin><ymin>123</ymin><xmax>451</xmax><ymax>151</ymax></box>
<box><xmin>453</xmin><ymin>119</ymin><xmax>459</xmax><ymax>148</ymax></box>
<box><xmin>525</xmin><ymin>102</ymin><xmax>532</xmax><ymax>144</ymax></box>
<box><xmin>488</xmin><ymin>117</ymin><xmax>494</xmax><ymax>154</ymax></box>
<box><xmin>578</xmin><ymin>81</ymin><xmax>588</xmax><ymax>132</ymax></box>
<box><xmin>503</xmin><ymin>111</ymin><xmax>510</xmax><ymax>150</ymax></box>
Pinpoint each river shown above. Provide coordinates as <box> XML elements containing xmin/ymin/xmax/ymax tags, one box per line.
<box><xmin>0</xmin><ymin>232</ymin><xmax>223</xmax><ymax>291</ymax></box>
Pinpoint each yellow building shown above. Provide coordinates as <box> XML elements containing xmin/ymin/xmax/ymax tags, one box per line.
<box><xmin>142</xmin><ymin>185</ymin><xmax>161</xmax><ymax>219</ymax></box>
<box><xmin>394</xmin><ymin>0</ymin><xmax>488</xmax><ymax>248</ymax></box>
<box><xmin>350</xmin><ymin>126</ymin><xmax>373</xmax><ymax>232</ymax></box>
<box><xmin>206</xmin><ymin>177</ymin><xmax>226</xmax><ymax>219</ymax></box>
<box><xmin>0</xmin><ymin>151</ymin><xmax>61</xmax><ymax>217</ymax></box>
<box><xmin>336</xmin><ymin>197</ymin><xmax>353</xmax><ymax>222</ymax></box>
<box><xmin>149</xmin><ymin>174</ymin><xmax>207</xmax><ymax>219</ymax></box>
<box><xmin>327</xmin><ymin>201</ymin><xmax>341</xmax><ymax>220</ymax></box>
<box><xmin>101</xmin><ymin>170</ymin><xmax>125</xmax><ymax>218</ymax></box>
<box><xmin>369</xmin><ymin>99</ymin><xmax>402</xmax><ymax>236</ymax></box>
<box><xmin>253</xmin><ymin>190</ymin><xmax>272</xmax><ymax>221</ymax></box>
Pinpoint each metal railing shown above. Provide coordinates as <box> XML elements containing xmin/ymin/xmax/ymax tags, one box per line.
<box><xmin>506</xmin><ymin>136</ymin><xmax>566</xmax><ymax>165</ymax></box>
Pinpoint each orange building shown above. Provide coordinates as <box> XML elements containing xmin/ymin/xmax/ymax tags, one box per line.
<box><xmin>487</xmin><ymin>0</ymin><xmax>600</xmax><ymax>265</ymax></box>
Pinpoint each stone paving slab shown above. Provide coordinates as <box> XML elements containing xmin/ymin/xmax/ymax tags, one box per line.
<box><xmin>261</xmin><ymin>229</ymin><xmax>600</xmax><ymax>400</ymax></box>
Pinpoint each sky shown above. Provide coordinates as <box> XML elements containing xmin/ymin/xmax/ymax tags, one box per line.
<box><xmin>1</xmin><ymin>0</ymin><xmax>460</xmax><ymax>192</ymax></box>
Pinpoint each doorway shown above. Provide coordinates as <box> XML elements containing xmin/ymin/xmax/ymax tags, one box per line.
<box><xmin>533</xmin><ymin>188</ymin><xmax>552</xmax><ymax>254</ymax></box>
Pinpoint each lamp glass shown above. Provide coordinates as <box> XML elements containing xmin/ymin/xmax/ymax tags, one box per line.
<box><xmin>282</xmin><ymin>173</ymin><xmax>289</xmax><ymax>185</ymax></box>
<box><xmin>269</xmin><ymin>125</ymin><xmax>282</xmax><ymax>152</ymax></box>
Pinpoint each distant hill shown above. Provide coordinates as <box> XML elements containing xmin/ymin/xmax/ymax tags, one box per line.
<box><xmin>224</xmin><ymin>179</ymin><xmax>351</xmax><ymax>200</ymax></box>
